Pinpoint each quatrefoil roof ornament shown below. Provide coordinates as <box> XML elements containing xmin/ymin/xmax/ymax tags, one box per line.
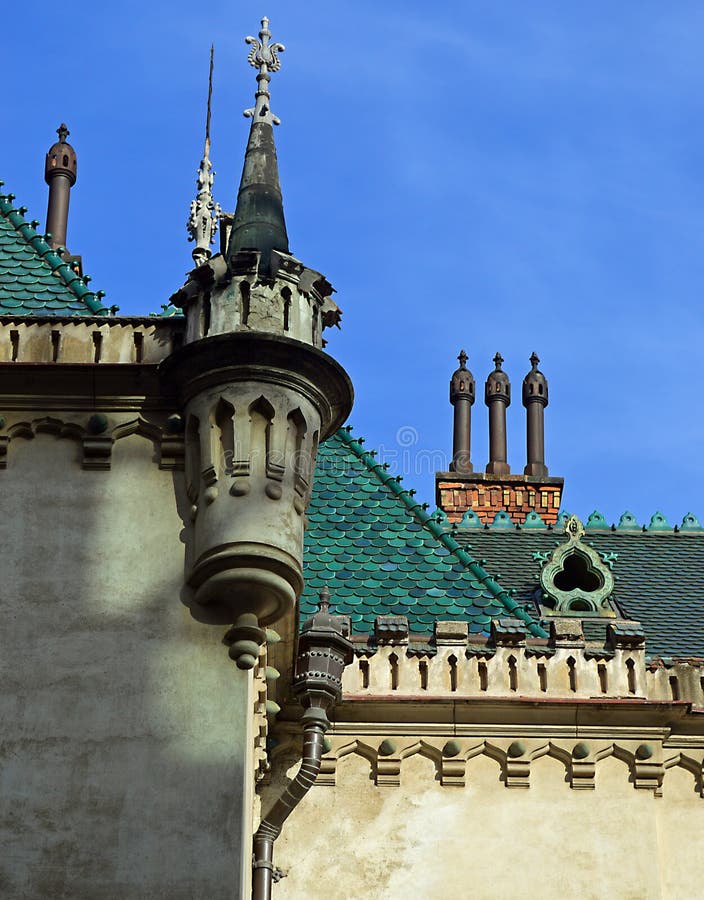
<box><xmin>538</xmin><ymin>514</ymin><xmax>616</xmax><ymax>616</ymax></box>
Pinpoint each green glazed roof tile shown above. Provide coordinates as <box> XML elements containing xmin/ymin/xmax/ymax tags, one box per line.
<box><xmin>0</xmin><ymin>188</ymin><xmax>109</xmax><ymax>316</ymax></box>
<box><xmin>302</xmin><ymin>428</ymin><xmax>548</xmax><ymax>637</ymax></box>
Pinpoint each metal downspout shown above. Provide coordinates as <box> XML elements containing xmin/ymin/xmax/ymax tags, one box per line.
<box><xmin>252</xmin><ymin>708</ymin><xmax>328</xmax><ymax>900</ymax></box>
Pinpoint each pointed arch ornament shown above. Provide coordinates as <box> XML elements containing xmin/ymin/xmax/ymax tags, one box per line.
<box><xmin>539</xmin><ymin>514</ymin><xmax>615</xmax><ymax>615</ymax></box>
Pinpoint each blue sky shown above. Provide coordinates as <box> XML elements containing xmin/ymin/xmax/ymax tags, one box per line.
<box><xmin>4</xmin><ymin>2</ymin><xmax>704</xmax><ymax>525</ymax></box>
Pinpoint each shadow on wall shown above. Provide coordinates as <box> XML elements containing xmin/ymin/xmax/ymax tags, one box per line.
<box><xmin>0</xmin><ymin>430</ymin><xmax>245</xmax><ymax>899</ymax></box>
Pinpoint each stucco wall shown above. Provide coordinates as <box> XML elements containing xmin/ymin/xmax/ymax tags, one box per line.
<box><xmin>0</xmin><ymin>433</ymin><xmax>251</xmax><ymax>899</ymax></box>
<box><xmin>271</xmin><ymin>747</ymin><xmax>704</xmax><ymax>900</ymax></box>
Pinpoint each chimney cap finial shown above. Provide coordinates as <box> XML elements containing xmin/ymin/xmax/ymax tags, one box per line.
<box><xmin>44</xmin><ymin>122</ymin><xmax>77</xmax><ymax>188</ymax></box>
<box><xmin>485</xmin><ymin>351</ymin><xmax>510</xmax><ymax>405</ymax></box>
<box><xmin>450</xmin><ymin>349</ymin><xmax>475</xmax><ymax>406</ymax></box>
<box><xmin>318</xmin><ymin>585</ymin><xmax>331</xmax><ymax>612</ymax></box>
<box><xmin>523</xmin><ymin>351</ymin><xmax>548</xmax><ymax>408</ymax></box>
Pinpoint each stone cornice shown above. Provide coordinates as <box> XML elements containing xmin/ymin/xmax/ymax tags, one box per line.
<box><xmin>0</xmin><ymin>362</ymin><xmax>173</xmax><ymax>410</ymax></box>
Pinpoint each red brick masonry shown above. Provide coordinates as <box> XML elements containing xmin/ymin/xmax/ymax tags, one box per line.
<box><xmin>436</xmin><ymin>472</ymin><xmax>564</xmax><ymax>525</ymax></box>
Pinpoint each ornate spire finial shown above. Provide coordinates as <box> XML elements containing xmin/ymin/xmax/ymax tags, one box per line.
<box><xmin>57</xmin><ymin>123</ymin><xmax>69</xmax><ymax>143</ymax></box>
<box><xmin>243</xmin><ymin>16</ymin><xmax>285</xmax><ymax>125</ymax></box>
<box><xmin>493</xmin><ymin>352</ymin><xmax>504</xmax><ymax>370</ymax></box>
<box><xmin>458</xmin><ymin>349</ymin><xmax>468</xmax><ymax>370</ymax></box>
<box><xmin>530</xmin><ymin>351</ymin><xmax>540</xmax><ymax>369</ymax></box>
<box><xmin>187</xmin><ymin>46</ymin><xmax>221</xmax><ymax>266</ymax></box>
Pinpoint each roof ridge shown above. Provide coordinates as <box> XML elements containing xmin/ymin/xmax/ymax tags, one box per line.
<box><xmin>580</xmin><ymin>509</ymin><xmax>704</xmax><ymax>534</ymax></box>
<box><xmin>337</xmin><ymin>426</ymin><xmax>548</xmax><ymax>638</ymax></box>
<box><xmin>0</xmin><ymin>186</ymin><xmax>109</xmax><ymax>316</ymax></box>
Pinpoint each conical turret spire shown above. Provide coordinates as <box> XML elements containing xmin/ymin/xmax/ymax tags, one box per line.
<box><xmin>228</xmin><ymin>16</ymin><xmax>289</xmax><ymax>274</ymax></box>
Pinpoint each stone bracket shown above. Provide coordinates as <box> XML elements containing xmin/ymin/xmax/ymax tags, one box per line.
<box><xmin>570</xmin><ymin>759</ymin><xmax>596</xmax><ymax>790</ymax></box>
<box><xmin>0</xmin><ymin>435</ymin><xmax>9</xmax><ymax>469</ymax></box>
<box><xmin>159</xmin><ymin>435</ymin><xmax>185</xmax><ymax>470</ymax></box>
<box><xmin>440</xmin><ymin>757</ymin><xmax>467</xmax><ymax>786</ymax></box>
<box><xmin>82</xmin><ymin>435</ymin><xmax>114</xmax><ymax>470</ymax></box>
<box><xmin>375</xmin><ymin>756</ymin><xmax>402</xmax><ymax>787</ymax></box>
<box><xmin>505</xmin><ymin>756</ymin><xmax>531</xmax><ymax>789</ymax></box>
<box><xmin>634</xmin><ymin>758</ymin><xmax>665</xmax><ymax>795</ymax></box>
<box><xmin>317</xmin><ymin>756</ymin><xmax>337</xmax><ymax>787</ymax></box>
<box><xmin>0</xmin><ymin>415</ymin><xmax>188</xmax><ymax>473</ymax></box>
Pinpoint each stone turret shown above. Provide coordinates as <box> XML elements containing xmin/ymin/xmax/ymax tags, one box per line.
<box><xmin>163</xmin><ymin>18</ymin><xmax>353</xmax><ymax>666</ymax></box>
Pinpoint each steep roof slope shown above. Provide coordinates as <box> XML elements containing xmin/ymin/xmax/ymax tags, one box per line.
<box><xmin>455</xmin><ymin>513</ymin><xmax>704</xmax><ymax>658</ymax></box>
<box><xmin>302</xmin><ymin>428</ymin><xmax>548</xmax><ymax>637</ymax></box>
<box><xmin>0</xmin><ymin>189</ymin><xmax>108</xmax><ymax>316</ymax></box>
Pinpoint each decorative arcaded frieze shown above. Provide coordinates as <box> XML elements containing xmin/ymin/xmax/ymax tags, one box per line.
<box><xmin>275</xmin><ymin>733</ymin><xmax>704</xmax><ymax>796</ymax></box>
<box><xmin>0</xmin><ymin>414</ymin><xmax>185</xmax><ymax>471</ymax></box>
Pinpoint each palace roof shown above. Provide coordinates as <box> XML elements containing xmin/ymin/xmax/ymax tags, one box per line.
<box><xmin>0</xmin><ymin>189</ymin><xmax>109</xmax><ymax>316</ymax></box>
<box><xmin>302</xmin><ymin>427</ymin><xmax>548</xmax><ymax>638</ymax></box>
<box><xmin>303</xmin><ymin>432</ymin><xmax>704</xmax><ymax>659</ymax></box>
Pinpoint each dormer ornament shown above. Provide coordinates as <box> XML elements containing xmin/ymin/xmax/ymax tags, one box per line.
<box><xmin>538</xmin><ymin>515</ymin><xmax>616</xmax><ymax>616</ymax></box>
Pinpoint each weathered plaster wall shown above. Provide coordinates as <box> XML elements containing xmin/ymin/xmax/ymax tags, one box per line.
<box><xmin>270</xmin><ymin>747</ymin><xmax>704</xmax><ymax>900</ymax></box>
<box><xmin>0</xmin><ymin>433</ymin><xmax>251</xmax><ymax>899</ymax></box>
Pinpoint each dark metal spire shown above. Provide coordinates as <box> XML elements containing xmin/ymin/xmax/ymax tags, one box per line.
<box><xmin>205</xmin><ymin>44</ymin><xmax>214</xmax><ymax>156</ymax></box>
<box><xmin>228</xmin><ymin>16</ymin><xmax>289</xmax><ymax>274</ymax></box>
<box><xmin>187</xmin><ymin>46</ymin><xmax>221</xmax><ymax>266</ymax></box>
